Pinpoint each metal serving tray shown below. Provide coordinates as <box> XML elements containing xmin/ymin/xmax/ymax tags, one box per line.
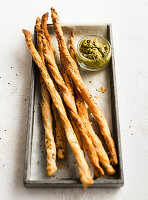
<box><xmin>24</xmin><ymin>24</ymin><xmax>124</xmax><ymax>188</ymax></box>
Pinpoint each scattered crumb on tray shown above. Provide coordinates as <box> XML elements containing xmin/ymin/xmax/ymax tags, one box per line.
<box><xmin>94</xmin><ymin>96</ymin><xmax>99</xmax><ymax>100</ymax></box>
<box><xmin>58</xmin><ymin>162</ymin><xmax>63</xmax><ymax>169</ymax></box>
<box><xmin>98</xmin><ymin>87</ymin><xmax>107</xmax><ymax>93</ymax></box>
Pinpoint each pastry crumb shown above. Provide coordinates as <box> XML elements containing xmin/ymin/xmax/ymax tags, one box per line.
<box><xmin>94</xmin><ymin>96</ymin><xmax>99</xmax><ymax>99</ymax></box>
<box><xmin>58</xmin><ymin>162</ymin><xmax>63</xmax><ymax>169</ymax></box>
<box><xmin>98</xmin><ymin>87</ymin><xmax>107</xmax><ymax>93</ymax></box>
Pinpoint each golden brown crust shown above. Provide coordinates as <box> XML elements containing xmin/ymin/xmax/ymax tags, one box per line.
<box><xmin>42</xmin><ymin>32</ymin><xmax>104</xmax><ymax>176</ymax></box>
<box><xmin>41</xmin><ymin>13</ymin><xmax>52</xmax><ymax>49</ymax></box>
<box><xmin>41</xmin><ymin>12</ymin><xmax>55</xmax><ymax>54</ymax></box>
<box><xmin>35</xmin><ymin>18</ymin><xmax>44</xmax><ymax>63</ymax></box>
<box><xmin>69</xmin><ymin>32</ymin><xmax>76</xmax><ymax>60</ymax></box>
<box><xmin>69</xmin><ymin>33</ymin><xmax>115</xmax><ymax>175</ymax></box>
<box><xmin>22</xmin><ymin>29</ymin><xmax>93</xmax><ymax>187</ymax></box>
<box><xmin>52</xmin><ymin>103</ymin><xmax>66</xmax><ymax>159</ymax></box>
<box><xmin>51</xmin><ymin>8</ymin><xmax>118</xmax><ymax>165</ymax></box>
<box><xmin>61</xmin><ymin>65</ymin><xmax>74</xmax><ymax>99</ymax></box>
<box><xmin>70</xmin><ymin>118</ymin><xmax>83</xmax><ymax>150</ymax></box>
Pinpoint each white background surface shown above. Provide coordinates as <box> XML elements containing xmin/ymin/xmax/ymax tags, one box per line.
<box><xmin>0</xmin><ymin>0</ymin><xmax>148</xmax><ymax>199</ymax></box>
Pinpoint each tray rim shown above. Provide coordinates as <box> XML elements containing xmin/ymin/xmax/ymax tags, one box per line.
<box><xmin>23</xmin><ymin>23</ymin><xmax>124</xmax><ymax>188</ymax></box>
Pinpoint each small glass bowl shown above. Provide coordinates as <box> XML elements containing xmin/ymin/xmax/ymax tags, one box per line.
<box><xmin>76</xmin><ymin>35</ymin><xmax>112</xmax><ymax>71</ymax></box>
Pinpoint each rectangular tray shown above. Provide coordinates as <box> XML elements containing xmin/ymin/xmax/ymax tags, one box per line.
<box><xmin>24</xmin><ymin>24</ymin><xmax>124</xmax><ymax>188</ymax></box>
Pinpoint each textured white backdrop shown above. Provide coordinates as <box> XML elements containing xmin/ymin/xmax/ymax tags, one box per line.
<box><xmin>0</xmin><ymin>0</ymin><xmax>148</xmax><ymax>199</ymax></box>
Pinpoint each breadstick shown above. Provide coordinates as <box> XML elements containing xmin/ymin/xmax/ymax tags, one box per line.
<box><xmin>41</xmin><ymin>32</ymin><xmax>104</xmax><ymax>176</ymax></box>
<box><xmin>51</xmin><ymin>7</ymin><xmax>118</xmax><ymax>165</ymax></box>
<box><xmin>36</xmin><ymin>17</ymin><xmax>57</xmax><ymax>176</ymax></box>
<box><xmin>61</xmin><ymin>64</ymin><xmax>83</xmax><ymax>150</ymax></box>
<box><xmin>69</xmin><ymin>32</ymin><xmax>115</xmax><ymax>175</ymax></box>
<box><xmin>40</xmin><ymin>79</ymin><xmax>57</xmax><ymax>176</ymax></box>
<box><xmin>22</xmin><ymin>29</ymin><xmax>93</xmax><ymax>187</ymax></box>
<box><xmin>52</xmin><ymin>102</ymin><xmax>66</xmax><ymax>159</ymax></box>
<box><xmin>38</xmin><ymin>16</ymin><xmax>67</xmax><ymax>160</ymax></box>
<box><xmin>41</xmin><ymin>12</ymin><xmax>55</xmax><ymax>54</ymax></box>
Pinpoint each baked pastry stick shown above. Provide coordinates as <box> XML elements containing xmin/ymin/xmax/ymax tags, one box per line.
<box><xmin>61</xmin><ymin>64</ymin><xmax>83</xmax><ymax>150</ymax></box>
<box><xmin>69</xmin><ymin>32</ymin><xmax>115</xmax><ymax>175</ymax></box>
<box><xmin>61</xmin><ymin>58</ymin><xmax>101</xmax><ymax>178</ymax></box>
<box><xmin>52</xmin><ymin>103</ymin><xmax>66</xmax><ymax>159</ymax></box>
<box><xmin>22</xmin><ymin>29</ymin><xmax>93</xmax><ymax>187</ymax></box>
<box><xmin>41</xmin><ymin>33</ymin><xmax>104</xmax><ymax>177</ymax></box>
<box><xmin>40</xmin><ymin>79</ymin><xmax>57</xmax><ymax>176</ymax></box>
<box><xmin>36</xmin><ymin>18</ymin><xmax>57</xmax><ymax>176</ymax></box>
<box><xmin>41</xmin><ymin>12</ymin><xmax>55</xmax><ymax>54</ymax></box>
<box><xmin>51</xmin><ymin>7</ymin><xmax>118</xmax><ymax>165</ymax></box>
<box><xmin>40</xmin><ymin>15</ymin><xmax>67</xmax><ymax>159</ymax></box>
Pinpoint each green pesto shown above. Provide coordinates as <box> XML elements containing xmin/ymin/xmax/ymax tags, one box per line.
<box><xmin>79</xmin><ymin>38</ymin><xmax>110</xmax><ymax>69</ymax></box>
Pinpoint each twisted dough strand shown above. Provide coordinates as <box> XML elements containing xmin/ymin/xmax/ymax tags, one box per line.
<box><xmin>40</xmin><ymin>14</ymin><xmax>67</xmax><ymax>160</ymax></box>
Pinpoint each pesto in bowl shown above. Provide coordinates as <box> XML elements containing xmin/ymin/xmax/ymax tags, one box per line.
<box><xmin>76</xmin><ymin>35</ymin><xmax>111</xmax><ymax>71</ymax></box>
